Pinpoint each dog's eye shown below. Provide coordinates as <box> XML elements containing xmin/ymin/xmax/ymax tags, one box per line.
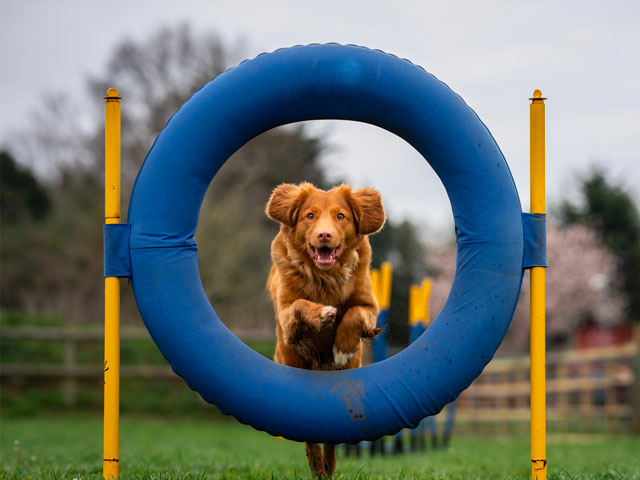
<box><xmin>306</xmin><ymin>212</ymin><xmax>315</xmax><ymax>220</ymax></box>
<box><xmin>337</xmin><ymin>213</ymin><xmax>345</xmax><ymax>220</ymax></box>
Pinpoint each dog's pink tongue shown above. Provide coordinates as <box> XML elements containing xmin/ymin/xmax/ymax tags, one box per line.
<box><xmin>318</xmin><ymin>248</ymin><xmax>333</xmax><ymax>261</ymax></box>
<box><xmin>310</xmin><ymin>246</ymin><xmax>339</xmax><ymax>265</ymax></box>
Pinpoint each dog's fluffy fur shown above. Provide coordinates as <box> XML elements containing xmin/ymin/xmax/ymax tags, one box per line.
<box><xmin>265</xmin><ymin>182</ymin><xmax>385</xmax><ymax>478</ymax></box>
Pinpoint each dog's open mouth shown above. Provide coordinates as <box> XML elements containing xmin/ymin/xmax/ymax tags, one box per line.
<box><xmin>309</xmin><ymin>245</ymin><xmax>341</xmax><ymax>268</ymax></box>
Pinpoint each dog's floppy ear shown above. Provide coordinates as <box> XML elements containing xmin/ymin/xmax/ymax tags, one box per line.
<box><xmin>350</xmin><ymin>187</ymin><xmax>386</xmax><ymax>235</ymax></box>
<box><xmin>266</xmin><ymin>183</ymin><xmax>311</xmax><ymax>226</ymax></box>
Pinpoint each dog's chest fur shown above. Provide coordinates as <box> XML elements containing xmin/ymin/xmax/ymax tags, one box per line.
<box><xmin>279</xmin><ymin>233</ymin><xmax>360</xmax><ymax>307</ymax></box>
<box><xmin>270</xmin><ymin>233</ymin><xmax>363</xmax><ymax>369</ymax></box>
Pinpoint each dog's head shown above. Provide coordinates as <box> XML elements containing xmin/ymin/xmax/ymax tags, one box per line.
<box><xmin>266</xmin><ymin>183</ymin><xmax>385</xmax><ymax>270</ymax></box>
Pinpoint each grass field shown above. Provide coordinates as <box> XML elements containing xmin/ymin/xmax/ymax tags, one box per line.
<box><xmin>1</xmin><ymin>414</ymin><xmax>639</xmax><ymax>479</ymax></box>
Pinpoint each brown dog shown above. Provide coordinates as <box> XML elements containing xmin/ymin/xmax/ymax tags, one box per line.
<box><xmin>265</xmin><ymin>182</ymin><xmax>385</xmax><ymax>478</ymax></box>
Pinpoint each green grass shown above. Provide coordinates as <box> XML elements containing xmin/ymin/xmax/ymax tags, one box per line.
<box><xmin>1</xmin><ymin>414</ymin><xmax>639</xmax><ymax>479</ymax></box>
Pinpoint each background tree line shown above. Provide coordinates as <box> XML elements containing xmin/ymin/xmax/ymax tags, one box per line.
<box><xmin>0</xmin><ymin>24</ymin><xmax>429</xmax><ymax>342</ymax></box>
<box><xmin>2</xmin><ymin>23</ymin><xmax>638</xmax><ymax>353</ymax></box>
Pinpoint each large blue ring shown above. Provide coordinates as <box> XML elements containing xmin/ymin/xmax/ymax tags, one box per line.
<box><xmin>127</xmin><ymin>44</ymin><xmax>524</xmax><ymax>443</ymax></box>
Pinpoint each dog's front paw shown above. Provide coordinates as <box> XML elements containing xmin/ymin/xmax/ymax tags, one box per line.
<box><xmin>361</xmin><ymin>326</ymin><xmax>383</xmax><ymax>339</ymax></box>
<box><xmin>332</xmin><ymin>346</ymin><xmax>356</xmax><ymax>368</ymax></box>
<box><xmin>320</xmin><ymin>306</ymin><xmax>337</xmax><ymax>324</ymax></box>
<box><xmin>333</xmin><ymin>322</ymin><xmax>360</xmax><ymax>368</ymax></box>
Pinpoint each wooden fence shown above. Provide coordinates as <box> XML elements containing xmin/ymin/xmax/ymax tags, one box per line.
<box><xmin>455</xmin><ymin>341</ymin><xmax>638</xmax><ymax>434</ymax></box>
<box><xmin>0</xmin><ymin>326</ymin><xmax>272</xmax><ymax>407</ymax></box>
<box><xmin>2</xmin><ymin>326</ymin><xmax>638</xmax><ymax>433</ymax></box>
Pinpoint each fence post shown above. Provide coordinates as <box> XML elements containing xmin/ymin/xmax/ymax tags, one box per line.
<box><xmin>633</xmin><ymin>324</ymin><xmax>640</xmax><ymax>433</ymax></box>
<box><xmin>104</xmin><ymin>87</ymin><xmax>121</xmax><ymax>480</ymax></box>
<box><xmin>63</xmin><ymin>330</ymin><xmax>77</xmax><ymax>407</ymax></box>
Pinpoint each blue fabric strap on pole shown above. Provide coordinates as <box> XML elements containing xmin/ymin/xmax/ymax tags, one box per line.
<box><xmin>104</xmin><ymin>223</ymin><xmax>132</xmax><ymax>278</ymax></box>
<box><xmin>410</xmin><ymin>323</ymin><xmax>426</xmax><ymax>344</ymax></box>
<box><xmin>522</xmin><ymin>213</ymin><xmax>547</xmax><ymax>269</ymax></box>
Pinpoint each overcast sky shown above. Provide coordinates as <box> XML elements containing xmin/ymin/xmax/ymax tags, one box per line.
<box><xmin>1</xmin><ymin>0</ymin><xmax>638</xmax><ymax>231</ymax></box>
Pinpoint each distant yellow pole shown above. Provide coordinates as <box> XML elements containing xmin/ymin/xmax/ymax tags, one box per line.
<box><xmin>409</xmin><ymin>284</ymin><xmax>420</xmax><ymax>326</ymax></box>
<box><xmin>379</xmin><ymin>262</ymin><xmax>393</xmax><ymax>309</ymax></box>
<box><xmin>370</xmin><ymin>269</ymin><xmax>380</xmax><ymax>304</ymax></box>
<box><xmin>420</xmin><ymin>278</ymin><xmax>432</xmax><ymax>327</ymax></box>
<box><xmin>530</xmin><ymin>89</ymin><xmax>547</xmax><ymax>480</ymax></box>
<box><xmin>104</xmin><ymin>88</ymin><xmax>121</xmax><ymax>480</ymax></box>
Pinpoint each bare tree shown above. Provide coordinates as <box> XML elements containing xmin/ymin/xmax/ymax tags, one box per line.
<box><xmin>1</xmin><ymin>24</ymin><xmax>329</xmax><ymax>330</ymax></box>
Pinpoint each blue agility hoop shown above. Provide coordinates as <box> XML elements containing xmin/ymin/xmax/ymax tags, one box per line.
<box><xmin>126</xmin><ymin>44</ymin><xmax>525</xmax><ymax>443</ymax></box>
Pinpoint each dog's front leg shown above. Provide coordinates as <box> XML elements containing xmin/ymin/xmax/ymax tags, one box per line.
<box><xmin>279</xmin><ymin>299</ymin><xmax>337</xmax><ymax>346</ymax></box>
<box><xmin>333</xmin><ymin>305</ymin><xmax>380</xmax><ymax>368</ymax></box>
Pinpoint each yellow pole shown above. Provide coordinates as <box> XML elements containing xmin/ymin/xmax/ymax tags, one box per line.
<box><xmin>379</xmin><ymin>262</ymin><xmax>393</xmax><ymax>310</ymax></box>
<box><xmin>104</xmin><ymin>88</ymin><xmax>121</xmax><ymax>480</ymax></box>
<box><xmin>370</xmin><ymin>269</ymin><xmax>381</xmax><ymax>304</ymax></box>
<box><xmin>420</xmin><ymin>278</ymin><xmax>433</xmax><ymax>327</ymax></box>
<box><xmin>530</xmin><ymin>89</ymin><xmax>546</xmax><ymax>480</ymax></box>
<box><xmin>409</xmin><ymin>285</ymin><xmax>420</xmax><ymax>326</ymax></box>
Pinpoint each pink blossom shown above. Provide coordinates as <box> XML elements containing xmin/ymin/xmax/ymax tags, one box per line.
<box><xmin>425</xmin><ymin>222</ymin><xmax>626</xmax><ymax>352</ymax></box>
